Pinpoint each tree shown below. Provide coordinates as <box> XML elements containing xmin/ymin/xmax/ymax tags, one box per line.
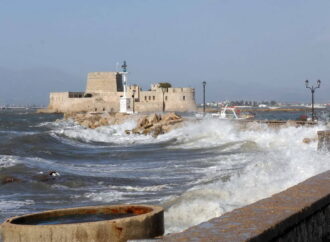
<box><xmin>270</xmin><ymin>100</ymin><xmax>277</xmax><ymax>106</ymax></box>
<box><xmin>158</xmin><ymin>82</ymin><xmax>172</xmax><ymax>88</ymax></box>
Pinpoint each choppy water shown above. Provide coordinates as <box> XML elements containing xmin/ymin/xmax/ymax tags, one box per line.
<box><xmin>0</xmin><ymin>109</ymin><xmax>329</xmax><ymax>233</ymax></box>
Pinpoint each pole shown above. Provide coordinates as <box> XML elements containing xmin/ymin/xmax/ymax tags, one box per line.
<box><xmin>132</xmin><ymin>89</ymin><xmax>136</xmax><ymax>113</ymax></box>
<box><xmin>162</xmin><ymin>88</ymin><xmax>165</xmax><ymax>112</ymax></box>
<box><xmin>311</xmin><ymin>89</ymin><xmax>315</xmax><ymax>121</ymax></box>
<box><xmin>305</xmin><ymin>79</ymin><xmax>321</xmax><ymax>122</ymax></box>
<box><xmin>202</xmin><ymin>81</ymin><xmax>206</xmax><ymax>116</ymax></box>
<box><xmin>132</xmin><ymin>94</ymin><xmax>135</xmax><ymax>114</ymax></box>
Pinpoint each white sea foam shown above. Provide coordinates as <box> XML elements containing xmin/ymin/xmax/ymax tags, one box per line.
<box><xmin>82</xmin><ymin>190</ymin><xmax>124</xmax><ymax>202</ymax></box>
<box><xmin>0</xmin><ymin>199</ymin><xmax>34</xmax><ymax>210</ymax></box>
<box><xmin>163</xmin><ymin>120</ymin><xmax>330</xmax><ymax>233</ymax></box>
<box><xmin>0</xmin><ymin>130</ymin><xmax>38</xmax><ymax>136</ymax></box>
<box><xmin>108</xmin><ymin>184</ymin><xmax>170</xmax><ymax>192</ymax></box>
<box><xmin>0</xmin><ymin>155</ymin><xmax>21</xmax><ymax>169</ymax></box>
<box><xmin>51</xmin><ymin>119</ymin><xmax>162</xmax><ymax>145</ymax></box>
<box><xmin>44</xmin><ymin>117</ymin><xmax>330</xmax><ymax>234</ymax></box>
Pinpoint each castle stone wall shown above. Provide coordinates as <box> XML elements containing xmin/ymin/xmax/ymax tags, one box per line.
<box><xmin>48</xmin><ymin>92</ymin><xmax>123</xmax><ymax>113</ymax></box>
<box><xmin>45</xmin><ymin>72</ymin><xmax>197</xmax><ymax>113</ymax></box>
<box><xmin>135</xmin><ymin>87</ymin><xmax>196</xmax><ymax>112</ymax></box>
<box><xmin>86</xmin><ymin>72</ymin><xmax>120</xmax><ymax>93</ymax></box>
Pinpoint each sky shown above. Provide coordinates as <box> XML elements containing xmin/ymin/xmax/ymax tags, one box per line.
<box><xmin>0</xmin><ymin>0</ymin><xmax>329</xmax><ymax>105</ymax></box>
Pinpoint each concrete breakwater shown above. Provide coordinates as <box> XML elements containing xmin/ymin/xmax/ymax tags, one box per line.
<box><xmin>164</xmin><ymin>170</ymin><xmax>330</xmax><ymax>241</ymax></box>
<box><xmin>237</xmin><ymin>119</ymin><xmax>317</xmax><ymax>129</ymax></box>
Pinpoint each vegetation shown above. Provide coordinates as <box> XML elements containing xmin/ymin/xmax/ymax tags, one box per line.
<box><xmin>158</xmin><ymin>82</ymin><xmax>172</xmax><ymax>88</ymax></box>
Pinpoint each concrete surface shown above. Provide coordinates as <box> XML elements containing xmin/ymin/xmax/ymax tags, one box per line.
<box><xmin>0</xmin><ymin>204</ymin><xmax>164</xmax><ymax>242</ymax></box>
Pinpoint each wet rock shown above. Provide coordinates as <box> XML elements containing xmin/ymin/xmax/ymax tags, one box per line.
<box><xmin>152</xmin><ymin>125</ymin><xmax>164</xmax><ymax>137</ymax></box>
<box><xmin>303</xmin><ymin>138</ymin><xmax>312</xmax><ymax>144</ymax></box>
<box><xmin>1</xmin><ymin>176</ymin><xmax>21</xmax><ymax>185</ymax></box>
<box><xmin>302</xmin><ymin>137</ymin><xmax>318</xmax><ymax>144</ymax></box>
<box><xmin>163</xmin><ymin>112</ymin><xmax>181</xmax><ymax>122</ymax></box>
<box><xmin>127</xmin><ymin>112</ymin><xmax>183</xmax><ymax>137</ymax></box>
<box><xmin>137</xmin><ymin>117</ymin><xmax>149</xmax><ymax>128</ymax></box>
<box><xmin>147</xmin><ymin>113</ymin><xmax>161</xmax><ymax>124</ymax></box>
<box><xmin>63</xmin><ymin>111</ymin><xmax>183</xmax><ymax>136</ymax></box>
<box><xmin>33</xmin><ymin>171</ymin><xmax>60</xmax><ymax>182</ymax></box>
<box><xmin>144</xmin><ymin>123</ymin><xmax>154</xmax><ymax>129</ymax></box>
<box><xmin>64</xmin><ymin>112</ymin><xmax>131</xmax><ymax>129</ymax></box>
<box><xmin>99</xmin><ymin>117</ymin><xmax>109</xmax><ymax>126</ymax></box>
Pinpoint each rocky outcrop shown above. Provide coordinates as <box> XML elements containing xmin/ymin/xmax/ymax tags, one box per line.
<box><xmin>128</xmin><ymin>113</ymin><xmax>183</xmax><ymax>137</ymax></box>
<box><xmin>64</xmin><ymin>112</ymin><xmax>184</xmax><ymax>137</ymax></box>
<box><xmin>302</xmin><ymin>137</ymin><xmax>318</xmax><ymax>144</ymax></box>
<box><xmin>64</xmin><ymin>112</ymin><xmax>134</xmax><ymax>129</ymax></box>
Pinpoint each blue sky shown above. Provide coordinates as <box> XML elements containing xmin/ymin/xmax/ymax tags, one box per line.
<box><xmin>0</xmin><ymin>0</ymin><xmax>329</xmax><ymax>105</ymax></box>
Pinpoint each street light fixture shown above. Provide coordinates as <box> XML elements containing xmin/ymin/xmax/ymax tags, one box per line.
<box><xmin>202</xmin><ymin>81</ymin><xmax>206</xmax><ymax>116</ymax></box>
<box><xmin>305</xmin><ymin>79</ymin><xmax>321</xmax><ymax>121</ymax></box>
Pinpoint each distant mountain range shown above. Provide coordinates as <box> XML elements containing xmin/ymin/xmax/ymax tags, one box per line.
<box><xmin>0</xmin><ymin>66</ymin><xmax>83</xmax><ymax>105</ymax></box>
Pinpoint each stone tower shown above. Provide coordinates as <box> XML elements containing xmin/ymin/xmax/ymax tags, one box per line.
<box><xmin>85</xmin><ymin>72</ymin><xmax>123</xmax><ymax>93</ymax></box>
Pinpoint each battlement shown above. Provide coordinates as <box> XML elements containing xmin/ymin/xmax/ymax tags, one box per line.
<box><xmin>168</xmin><ymin>87</ymin><xmax>195</xmax><ymax>93</ymax></box>
<box><xmin>149</xmin><ymin>84</ymin><xmax>194</xmax><ymax>93</ymax></box>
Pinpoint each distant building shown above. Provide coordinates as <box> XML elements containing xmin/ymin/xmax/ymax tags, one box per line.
<box><xmin>258</xmin><ymin>104</ymin><xmax>268</xmax><ymax>108</ymax></box>
<box><xmin>44</xmin><ymin>70</ymin><xmax>197</xmax><ymax>113</ymax></box>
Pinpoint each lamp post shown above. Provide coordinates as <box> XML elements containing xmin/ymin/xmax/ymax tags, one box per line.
<box><xmin>202</xmin><ymin>81</ymin><xmax>206</xmax><ymax>116</ymax></box>
<box><xmin>132</xmin><ymin>89</ymin><xmax>136</xmax><ymax>113</ymax></box>
<box><xmin>161</xmin><ymin>88</ymin><xmax>166</xmax><ymax>112</ymax></box>
<box><xmin>305</xmin><ymin>79</ymin><xmax>321</xmax><ymax>121</ymax></box>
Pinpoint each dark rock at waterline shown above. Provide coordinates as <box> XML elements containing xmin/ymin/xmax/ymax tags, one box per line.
<box><xmin>1</xmin><ymin>176</ymin><xmax>21</xmax><ymax>184</ymax></box>
<box><xmin>1</xmin><ymin>171</ymin><xmax>61</xmax><ymax>185</ymax></box>
<box><xmin>33</xmin><ymin>171</ymin><xmax>60</xmax><ymax>182</ymax></box>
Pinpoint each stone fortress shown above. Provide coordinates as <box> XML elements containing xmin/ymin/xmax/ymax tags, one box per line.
<box><xmin>44</xmin><ymin>62</ymin><xmax>197</xmax><ymax>113</ymax></box>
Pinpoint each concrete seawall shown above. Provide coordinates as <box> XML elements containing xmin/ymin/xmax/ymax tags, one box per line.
<box><xmin>164</xmin><ymin>170</ymin><xmax>330</xmax><ymax>241</ymax></box>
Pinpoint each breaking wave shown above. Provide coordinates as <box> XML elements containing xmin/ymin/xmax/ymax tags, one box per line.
<box><xmin>2</xmin><ymin>111</ymin><xmax>330</xmax><ymax>235</ymax></box>
<box><xmin>162</xmin><ymin>120</ymin><xmax>330</xmax><ymax>233</ymax></box>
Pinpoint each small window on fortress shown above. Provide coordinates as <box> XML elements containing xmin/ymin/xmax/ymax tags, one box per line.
<box><xmin>103</xmin><ymin>108</ymin><xmax>105</xmax><ymax>111</ymax></box>
<box><xmin>95</xmin><ymin>108</ymin><xmax>97</xmax><ymax>112</ymax></box>
<box><xmin>145</xmin><ymin>96</ymin><xmax>147</xmax><ymax>101</ymax></box>
<box><xmin>153</xmin><ymin>96</ymin><xmax>155</xmax><ymax>100</ymax></box>
<box><xmin>165</xmin><ymin>96</ymin><xmax>168</xmax><ymax>101</ymax></box>
<box><xmin>183</xmin><ymin>96</ymin><xmax>185</xmax><ymax>101</ymax></box>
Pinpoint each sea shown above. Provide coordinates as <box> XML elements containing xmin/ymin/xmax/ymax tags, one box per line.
<box><xmin>0</xmin><ymin>108</ymin><xmax>330</xmax><ymax>234</ymax></box>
